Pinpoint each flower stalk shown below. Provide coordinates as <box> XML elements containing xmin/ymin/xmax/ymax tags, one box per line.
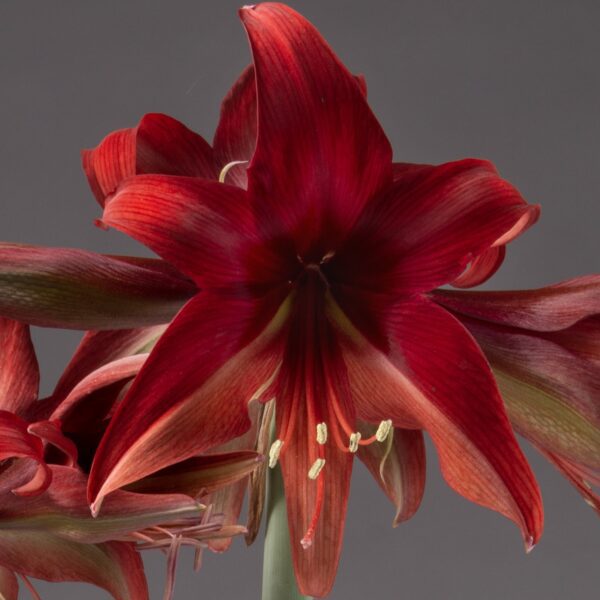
<box><xmin>262</xmin><ymin>453</ymin><xmax>311</xmax><ymax>600</ymax></box>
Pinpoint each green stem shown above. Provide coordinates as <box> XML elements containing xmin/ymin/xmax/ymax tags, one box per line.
<box><xmin>261</xmin><ymin>462</ymin><xmax>312</xmax><ymax>600</ymax></box>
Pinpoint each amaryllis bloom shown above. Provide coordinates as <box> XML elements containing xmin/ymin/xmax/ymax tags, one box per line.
<box><xmin>82</xmin><ymin>4</ymin><xmax>547</xmax><ymax>595</ymax></box>
<box><xmin>0</xmin><ymin>318</ymin><xmax>261</xmax><ymax>599</ymax></box>
<box><xmin>433</xmin><ymin>277</ymin><xmax>600</xmax><ymax>512</ymax></box>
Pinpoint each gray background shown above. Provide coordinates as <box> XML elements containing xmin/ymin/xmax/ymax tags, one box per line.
<box><xmin>0</xmin><ymin>1</ymin><xmax>598</xmax><ymax>598</ymax></box>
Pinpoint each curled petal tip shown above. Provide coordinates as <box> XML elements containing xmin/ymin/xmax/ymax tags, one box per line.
<box><xmin>525</xmin><ymin>535</ymin><xmax>536</xmax><ymax>554</ymax></box>
<box><xmin>90</xmin><ymin>497</ymin><xmax>103</xmax><ymax>518</ymax></box>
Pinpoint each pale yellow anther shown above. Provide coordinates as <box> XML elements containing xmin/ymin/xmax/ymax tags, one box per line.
<box><xmin>268</xmin><ymin>440</ymin><xmax>284</xmax><ymax>468</ymax></box>
<box><xmin>218</xmin><ymin>160</ymin><xmax>248</xmax><ymax>183</ymax></box>
<box><xmin>375</xmin><ymin>419</ymin><xmax>393</xmax><ymax>442</ymax></box>
<box><xmin>348</xmin><ymin>432</ymin><xmax>361</xmax><ymax>453</ymax></box>
<box><xmin>316</xmin><ymin>422</ymin><xmax>328</xmax><ymax>445</ymax></box>
<box><xmin>308</xmin><ymin>458</ymin><xmax>326</xmax><ymax>480</ymax></box>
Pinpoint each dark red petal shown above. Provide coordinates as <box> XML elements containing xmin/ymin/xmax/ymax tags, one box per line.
<box><xmin>279</xmin><ymin>414</ymin><xmax>352</xmax><ymax>597</ymax></box>
<box><xmin>0</xmin><ymin>567</ymin><xmax>18</xmax><ymax>600</ymax></box>
<box><xmin>213</xmin><ymin>65</ymin><xmax>257</xmax><ymax>189</ymax></box>
<box><xmin>334</xmin><ymin>159</ymin><xmax>539</xmax><ymax>295</ymax></box>
<box><xmin>88</xmin><ymin>290</ymin><xmax>287</xmax><ymax>508</ymax></box>
<box><xmin>0</xmin><ymin>244</ymin><xmax>195</xmax><ymax>330</ymax></box>
<box><xmin>82</xmin><ymin>114</ymin><xmax>217</xmax><ymax>207</ymax></box>
<box><xmin>136</xmin><ymin>113</ymin><xmax>217</xmax><ymax>179</ymax></box>
<box><xmin>0</xmin><ymin>319</ymin><xmax>38</xmax><ymax>416</ymax></box>
<box><xmin>357</xmin><ymin>426</ymin><xmax>426</xmax><ymax>525</ymax></box>
<box><xmin>103</xmin><ymin>175</ymin><xmax>286</xmax><ymax>288</ymax></box>
<box><xmin>82</xmin><ymin>128</ymin><xmax>136</xmax><ymax>207</ymax></box>
<box><xmin>433</xmin><ymin>275</ymin><xmax>600</xmax><ymax>332</ymax></box>
<box><xmin>340</xmin><ymin>298</ymin><xmax>543</xmax><ymax>546</ymax></box>
<box><xmin>240</xmin><ymin>3</ymin><xmax>392</xmax><ymax>250</ymax></box>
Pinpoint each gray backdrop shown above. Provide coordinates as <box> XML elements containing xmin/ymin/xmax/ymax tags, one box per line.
<box><xmin>0</xmin><ymin>1</ymin><xmax>598</xmax><ymax>598</ymax></box>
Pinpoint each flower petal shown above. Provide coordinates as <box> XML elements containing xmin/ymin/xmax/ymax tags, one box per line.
<box><xmin>0</xmin><ymin>319</ymin><xmax>38</xmax><ymax>416</ymax></box>
<box><xmin>0</xmin><ymin>534</ymin><xmax>147</xmax><ymax>600</ymax></box>
<box><xmin>357</xmin><ymin>426</ymin><xmax>426</xmax><ymax>526</ymax></box>
<box><xmin>0</xmin><ymin>244</ymin><xmax>195</xmax><ymax>330</ymax></box>
<box><xmin>333</xmin><ymin>159</ymin><xmax>539</xmax><ymax>295</ymax></box>
<box><xmin>0</xmin><ymin>465</ymin><xmax>203</xmax><ymax>545</ymax></box>
<box><xmin>88</xmin><ymin>291</ymin><xmax>287</xmax><ymax>509</ymax></box>
<box><xmin>279</xmin><ymin>400</ymin><xmax>352</xmax><ymax>597</ymax></box>
<box><xmin>240</xmin><ymin>3</ymin><xmax>392</xmax><ymax>249</ymax></box>
<box><xmin>0</xmin><ymin>566</ymin><xmax>18</xmax><ymax>600</ymax></box>
<box><xmin>102</xmin><ymin>175</ymin><xmax>287</xmax><ymax>288</ymax></box>
<box><xmin>82</xmin><ymin>114</ymin><xmax>217</xmax><ymax>206</ymax></box>
<box><xmin>43</xmin><ymin>326</ymin><xmax>164</xmax><ymax>418</ymax></box>
<box><xmin>51</xmin><ymin>354</ymin><xmax>148</xmax><ymax>422</ymax></box>
<box><xmin>82</xmin><ymin>127</ymin><xmax>136</xmax><ymax>207</ymax></box>
<box><xmin>433</xmin><ymin>275</ymin><xmax>600</xmax><ymax>331</ymax></box>
<box><xmin>213</xmin><ymin>65</ymin><xmax>256</xmax><ymax>189</ymax></box>
<box><xmin>450</xmin><ymin>245</ymin><xmax>506</xmax><ymax>289</ymax></box>
<box><xmin>124</xmin><ymin>451</ymin><xmax>261</xmax><ymax>498</ymax></box>
<box><xmin>0</xmin><ymin>411</ymin><xmax>50</xmax><ymax>496</ymax></box>
<box><xmin>337</xmin><ymin>298</ymin><xmax>543</xmax><ymax>547</ymax></box>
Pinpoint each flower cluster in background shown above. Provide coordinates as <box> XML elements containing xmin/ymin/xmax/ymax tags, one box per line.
<box><xmin>0</xmin><ymin>3</ymin><xmax>597</xmax><ymax>599</ymax></box>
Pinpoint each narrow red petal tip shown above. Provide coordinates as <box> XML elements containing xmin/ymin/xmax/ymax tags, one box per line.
<box><xmin>93</xmin><ymin>218</ymin><xmax>109</xmax><ymax>231</ymax></box>
<box><xmin>90</xmin><ymin>496</ymin><xmax>103</xmax><ymax>518</ymax></box>
<box><xmin>525</xmin><ymin>535</ymin><xmax>536</xmax><ymax>554</ymax></box>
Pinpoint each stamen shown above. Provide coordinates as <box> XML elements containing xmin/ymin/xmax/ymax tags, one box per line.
<box><xmin>268</xmin><ymin>439</ymin><xmax>284</xmax><ymax>468</ymax></box>
<box><xmin>348</xmin><ymin>432</ymin><xmax>362</xmax><ymax>453</ymax></box>
<box><xmin>308</xmin><ymin>458</ymin><xmax>326</xmax><ymax>480</ymax></box>
<box><xmin>301</xmin><ymin>470</ymin><xmax>325</xmax><ymax>549</ymax></box>
<box><xmin>375</xmin><ymin>419</ymin><xmax>393</xmax><ymax>442</ymax></box>
<box><xmin>218</xmin><ymin>160</ymin><xmax>248</xmax><ymax>183</ymax></box>
<box><xmin>316</xmin><ymin>422</ymin><xmax>328</xmax><ymax>445</ymax></box>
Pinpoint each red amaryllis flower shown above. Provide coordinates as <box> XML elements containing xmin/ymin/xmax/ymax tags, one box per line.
<box><xmin>433</xmin><ymin>276</ymin><xmax>600</xmax><ymax>512</ymax></box>
<box><xmin>87</xmin><ymin>3</ymin><xmax>543</xmax><ymax>595</ymax></box>
<box><xmin>0</xmin><ymin>317</ymin><xmax>262</xmax><ymax>599</ymax></box>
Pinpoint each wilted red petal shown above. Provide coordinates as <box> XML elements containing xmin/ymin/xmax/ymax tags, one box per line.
<box><xmin>538</xmin><ymin>449</ymin><xmax>600</xmax><ymax>514</ymax></box>
<box><xmin>27</xmin><ymin>420</ymin><xmax>78</xmax><ymax>467</ymax></box>
<box><xmin>357</xmin><ymin>426</ymin><xmax>426</xmax><ymax>525</ymax></box>
<box><xmin>82</xmin><ymin>114</ymin><xmax>217</xmax><ymax>207</ymax></box>
<box><xmin>0</xmin><ymin>411</ymin><xmax>50</xmax><ymax>496</ymax></box>
<box><xmin>0</xmin><ymin>319</ymin><xmax>38</xmax><ymax>416</ymax></box>
<box><xmin>102</xmin><ymin>175</ymin><xmax>287</xmax><ymax>288</ymax></box>
<box><xmin>213</xmin><ymin>65</ymin><xmax>256</xmax><ymax>189</ymax></box>
<box><xmin>40</xmin><ymin>326</ymin><xmax>165</xmax><ymax>420</ymax></box>
<box><xmin>0</xmin><ymin>466</ymin><xmax>203</xmax><ymax>545</ymax></box>
<box><xmin>0</xmin><ymin>566</ymin><xmax>18</xmax><ymax>600</ymax></box>
<box><xmin>88</xmin><ymin>291</ymin><xmax>287</xmax><ymax>509</ymax></box>
<box><xmin>202</xmin><ymin>400</ymin><xmax>264</xmax><ymax>553</ymax></box>
<box><xmin>124</xmin><ymin>451</ymin><xmax>261</xmax><ymax>498</ymax></box>
<box><xmin>339</xmin><ymin>298</ymin><xmax>543</xmax><ymax>547</ymax></box>
<box><xmin>333</xmin><ymin>159</ymin><xmax>540</xmax><ymax>295</ymax></box>
<box><xmin>0</xmin><ymin>244</ymin><xmax>195</xmax><ymax>330</ymax></box>
<box><xmin>432</xmin><ymin>275</ymin><xmax>600</xmax><ymax>331</ymax></box>
<box><xmin>51</xmin><ymin>354</ymin><xmax>148</xmax><ymax>422</ymax></box>
<box><xmin>0</xmin><ymin>534</ymin><xmax>147</xmax><ymax>600</ymax></box>
<box><xmin>240</xmin><ymin>3</ymin><xmax>392</xmax><ymax>250</ymax></box>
